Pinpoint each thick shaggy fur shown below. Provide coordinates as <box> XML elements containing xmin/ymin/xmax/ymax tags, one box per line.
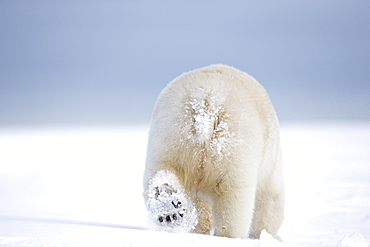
<box><xmin>143</xmin><ymin>64</ymin><xmax>284</xmax><ymax>239</ymax></box>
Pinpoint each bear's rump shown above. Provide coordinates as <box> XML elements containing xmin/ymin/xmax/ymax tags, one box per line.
<box><xmin>173</xmin><ymin>87</ymin><xmax>240</xmax><ymax>192</ymax></box>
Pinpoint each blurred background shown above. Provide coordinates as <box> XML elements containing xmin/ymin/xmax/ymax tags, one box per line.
<box><xmin>1</xmin><ymin>2</ymin><xmax>370</xmax><ymax>245</ymax></box>
<box><xmin>1</xmin><ymin>0</ymin><xmax>369</xmax><ymax>127</ymax></box>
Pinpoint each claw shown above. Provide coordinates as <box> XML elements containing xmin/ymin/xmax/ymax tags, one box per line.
<box><xmin>166</xmin><ymin>215</ymin><xmax>171</xmax><ymax>222</ymax></box>
<box><xmin>158</xmin><ymin>216</ymin><xmax>163</xmax><ymax>222</ymax></box>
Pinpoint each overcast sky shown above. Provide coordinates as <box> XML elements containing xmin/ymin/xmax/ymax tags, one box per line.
<box><xmin>1</xmin><ymin>1</ymin><xmax>369</xmax><ymax>126</ymax></box>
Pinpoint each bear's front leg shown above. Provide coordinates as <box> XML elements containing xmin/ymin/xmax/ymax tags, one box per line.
<box><xmin>145</xmin><ymin>170</ymin><xmax>198</xmax><ymax>232</ymax></box>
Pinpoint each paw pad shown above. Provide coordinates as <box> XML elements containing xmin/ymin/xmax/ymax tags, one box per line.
<box><xmin>157</xmin><ymin>203</ymin><xmax>186</xmax><ymax>224</ymax></box>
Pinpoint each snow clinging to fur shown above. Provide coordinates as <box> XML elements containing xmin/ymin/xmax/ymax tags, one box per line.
<box><xmin>183</xmin><ymin>88</ymin><xmax>233</xmax><ymax>159</ymax></box>
<box><xmin>189</xmin><ymin>88</ymin><xmax>216</xmax><ymax>142</ymax></box>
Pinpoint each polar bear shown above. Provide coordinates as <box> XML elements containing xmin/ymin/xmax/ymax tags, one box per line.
<box><xmin>143</xmin><ymin>64</ymin><xmax>284</xmax><ymax>239</ymax></box>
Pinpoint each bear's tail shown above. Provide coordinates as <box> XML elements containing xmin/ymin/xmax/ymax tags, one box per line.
<box><xmin>188</xmin><ymin>88</ymin><xmax>217</xmax><ymax>144</ymax></box>
<box><xmin>187</xmin><ymin>88</ymin><xmax>230</xmax><ymax>152</ymax></box>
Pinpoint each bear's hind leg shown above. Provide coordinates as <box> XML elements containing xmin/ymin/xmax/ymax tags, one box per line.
<box><xmin>250</xmin><ymin>177</ymin><xmax>284</xmax><ymax>239</ymax></box>
<box><xmin>193</xmin><ymin>196</ymin><xmax>213</xmax><ymax>235</ymax></box>
<box><xmin>212</xmin><ymin>180</ymin><xmax>257</xmax><ymax>239</ymax></box>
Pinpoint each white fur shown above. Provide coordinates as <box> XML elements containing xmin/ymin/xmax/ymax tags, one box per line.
<box><xmin>143</xmin><ymin>64</ymin><xmax>284</xmax><ymax>239</ymax></box>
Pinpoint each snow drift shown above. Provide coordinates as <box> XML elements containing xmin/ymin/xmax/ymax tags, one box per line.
<box><xmin>0</xmin><ymin>122</ymin><xmax>369</xmax><ymax>246</ymax></box>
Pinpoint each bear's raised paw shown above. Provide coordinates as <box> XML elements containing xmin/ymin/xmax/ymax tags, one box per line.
<box><xmin>146</xmin><ymin>170</ymin><xmax>198</xmax><ymax>232</ymax></box>
<box><xmin>150</xmin><ymin>183</ymin><xmax>187</xmax><ymax>226</ymax></box>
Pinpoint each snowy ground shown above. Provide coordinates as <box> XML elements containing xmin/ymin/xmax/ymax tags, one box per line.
<box><xmin>0</xmin><ymin>122</ymin><xmax>369</xmax><ymax>246</ymax></box>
